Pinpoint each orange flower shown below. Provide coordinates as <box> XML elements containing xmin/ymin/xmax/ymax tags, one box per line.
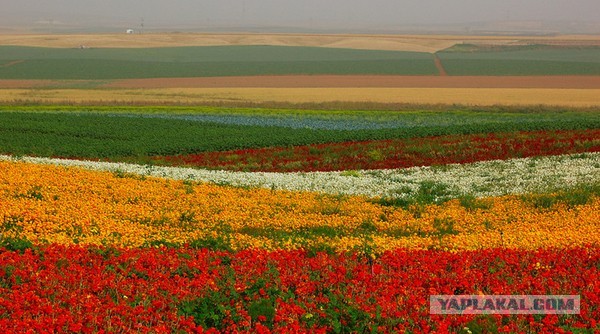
<box><xmin>1</xmin><ymin>160</ymin><xmax>598</xmax><ymax>252</ymax></box>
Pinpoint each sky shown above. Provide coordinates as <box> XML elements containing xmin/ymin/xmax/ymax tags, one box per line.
<box><xmin>1</xmin><ymin>0</ymin><xmax>599</xmax><ymax>31</ymax></box>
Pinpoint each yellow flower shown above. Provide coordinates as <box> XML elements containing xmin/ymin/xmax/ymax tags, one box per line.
<box><xmin>1</xmin><ymin>160</ymin><xmax>598</xmax><ymax>253</ymax></box>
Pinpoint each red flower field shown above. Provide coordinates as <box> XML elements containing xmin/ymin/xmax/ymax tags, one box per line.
<box><xmin>154</xmin><ymin>129</ymin><xmax>600</xmax><ymax>172</ymax></box>
<box><xmin>0</xmin><ymin>245</ymin><xmax>597</xmax><ymax>333</ymax></box>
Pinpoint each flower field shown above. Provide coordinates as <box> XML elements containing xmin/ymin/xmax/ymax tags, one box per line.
<box><xmin>0</xmin><ymin>246</ymin><xmax>598</xmax><ymax>332</ymax></box>
<box><xmin>2</xmin><ymin>106</ymin><xmax>600</xmax><ymax>161</ymax></box>
<box><xmin>6</xmin><ymin>152</ymin><xmax>599</xmax><ymax>200</ymax></box>
<box><xmin>155</xmin><ymin>129</ymin><xmax>600</xmax><ymax>172</ymax></box>
<box><xmin>1</xmin><ymin>105</ymin><xmax>600</xmax><ymax>332</ymax></box>
<box><xmin>1</xmin><ymin>159</ymin><xmax>599</xmax><ymax>252</ymax></box>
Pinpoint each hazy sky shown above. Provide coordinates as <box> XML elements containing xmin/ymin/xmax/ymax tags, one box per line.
<box><xmin>2</xmin><ymin>0</ymin><xmax>599</xmax><ymax>30</ymax></box>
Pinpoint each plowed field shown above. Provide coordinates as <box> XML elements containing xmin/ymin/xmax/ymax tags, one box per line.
<box><xmin>104</xmin><ymin>75</ymin><xmax>600</xmax><ymax>89</ymax></box>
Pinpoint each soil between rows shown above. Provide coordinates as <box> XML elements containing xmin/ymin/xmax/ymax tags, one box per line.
<box><xmin>2</xmin><ymin>75</ymin><xmax>599</xmax><ymax>89</ymax></box>
<box><xmin>95</xmin><ymin>75</ymin><xmax>600</xmax><ymax>89</ymax></box>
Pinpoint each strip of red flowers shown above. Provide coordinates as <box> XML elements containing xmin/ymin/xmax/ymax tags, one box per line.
<box><xmin>153</xmin><ymin>129</ymin><xmax>600</xmax><ymax>172</ymax></box>
<box><xmin>0</xmin><ymin>245</ymin><xmax>597</xmax><ymax>332</ymax></box>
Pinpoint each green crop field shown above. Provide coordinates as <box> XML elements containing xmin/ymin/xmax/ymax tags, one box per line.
<box><xmin>1</xmin><ymin>106</ymin><xmax>598</xmax><ymax>161</ymax></box>
<box><xmin>2</xmin><ymin>44</ymin><xmax>600</xmax><ymax>79</ymax></box>
<box><xmin>437</xmin><ymin>45</ymin><xmax>600</xmax><ymax>75</ymax></box>
<box><xmin>0</xmin><ymin>45</ymin><xmax>437</xmax><ymax>79</ymax></box>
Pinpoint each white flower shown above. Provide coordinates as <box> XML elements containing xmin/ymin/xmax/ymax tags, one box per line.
<box><xmin>1</xmin><ymin>152</ymin><xmax>599</xmax><ymax>199</ymax></box>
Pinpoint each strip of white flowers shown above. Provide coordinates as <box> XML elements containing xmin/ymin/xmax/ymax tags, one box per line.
<box><xmin>1</xmin><ymin>153</ymin><xmax>599</xmax><ymax>200</ymax></box>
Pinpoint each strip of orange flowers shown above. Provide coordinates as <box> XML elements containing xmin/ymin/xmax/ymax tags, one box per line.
<box><xmin>1</xmin><ymin>161</ymin><xmax>598</xmax><ymax>252</ymax></box>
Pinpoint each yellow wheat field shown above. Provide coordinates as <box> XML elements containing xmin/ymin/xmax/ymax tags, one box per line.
<box><xmin>2</xmin><ymin>87</ymin><xmax>599</xmax><ymax>107</ymax></box>
<box><xmin>0</xmin><ymin>33</ymin><xmax>459</xmax><ymax>52</ymax></box>
<box><xmin>1</xmin><ymin>33</ymin><xmax>599</xmax><ymax>52</ymax></box>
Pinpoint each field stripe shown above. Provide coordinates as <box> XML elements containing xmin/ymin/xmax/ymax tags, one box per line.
<box><xmin>1</xmin><ymin>87</ymin><xmax>599</xmax><ymax>107</ymax></box>
<box><xmin>2</xmin><ymin>152</ymin><xmax>598</xmax><ymax>200</ymax></box>
<box><xmin>0</xmin><ymin>60</ymin><xmax>24</xmax><ymax>68</ymax></box>
<box><xmin>4</xmin><ymin>75</ymin><xmax>600</xmax><ymax>89</ymax></box>
<box><xmin>104</xmin><ymin>75</ymin><xmax>600</xmax><ymax>89</ymax></box>
<box><xmin>433</xmin><ymin>54</ymin><xmax>448</xmax><ymax>76</ymax></box>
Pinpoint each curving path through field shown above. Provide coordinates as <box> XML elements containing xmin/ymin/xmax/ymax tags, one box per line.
<box><xmin>0</xmin><ymin>60</ymin><xmax>25</xmax><ymax>68</ymax></box>
<box><xmin>433</xmin><ymin>54</ymin><xmax>448</xmax><ymax>76</ymax></box>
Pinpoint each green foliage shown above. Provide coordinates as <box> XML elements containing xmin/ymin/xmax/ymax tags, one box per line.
<box><xmin>178</xmin><ymin>292</ymin><xmax>233</xmax><ymax>330</ymax></box>
<box><xmin>188</xmin><ymin>236</ymin><xmax>232</xmax><ymax>252</ymax></box>
<box><xmin>459</xmin><ymin>315</ymin><xmax>500</xmax><ymax>334</ymax></box>
<box><xmin>433</xmin><ymin>217</ymin><xmax>459</xmax><ymax>236</ymax></box>
<box><xmin>528</xmin><ymin>194</ymin><xmax>559</xmax><ymax>209</ymax></box>
<box><xmin>366</xmin><ymin>149</ymin><xmax>384</xmax><ymax>161</ymax></box>
<box><xmin>142</xmin><ymin>239</ymin><xmax>181</xmax><ymax>248</ymax></box>
<box><xmin>373</xmin><ymin>181</ymin><xmax>458</xmax><ymax>209</ymax></box>
<box><xmin>306</xmin><ymin>243</ymin><xmax>338</xmax><ymax>257</ymax></box>
<box><xmin>308</xmin><ymin>293</ymin><xmax>380</xmax><ymax>333</ymax></box>
<box><xmin>0</xmin><ymin>265</ymin><xmax>19</xmax><ymax>289</ymax></box>
<box><xmin>1</xmin><ymin>215</ymin><xmax>24</xmax><ymax>233</ymax></box>
<box><xmin>523</xmin><ymin>182</ymin><xmax>600</xmax><ymax>209</ymax></box>
<box><xmin>358</xmin><ymin>220</ymin><xmax>379</xmax><ymax>233</ymax></box>
<box><xmin>372</xmin><ymin>196</ymin><xmax>413</xmax><ymax>209</ymax></box>
<box><xmin>340</xmin><ymin>170</ymin><xmax>362</xmax><ymax>177</ymax></box>
<box><xmin>15</xmin><ymin>186</ymin><xmax>44</xmax><ymax>201</ymax></box>
<box><xmin>458</xmin><ymin>195</ymin><xmax>492</xmax><ymax>211</ymax></box>
<box><xmin>0</xmin><ymin>237</ymin><xmax>34</xmax><ymax>253</ymax></box>
<box><xmin>248</xmin><ymin>299</ymin><xmax>276</xmax><ymax>327</ymax></box>
<box><xmin>559</xmin><ymin>326</ymin><xmax>600</xmax><ymax>334</ymax></box>
<box><xmin>112</xmin><ymin>169</ymin><xmax>145</xmax><ymax>180</ymax></box>
<box><xmin>413</xmin><ymin>181</ymin><xmax>455</xmax><ymax>204</ymax></box>
<box><xmin>558</xmin><ymin>183</ymin><xmax>600</xmax><ymax>207</ymax></box>
<box><xmin>90</xmin><ymin>246</ymin><xmax>122</xmax><ymax>260</ymax></box>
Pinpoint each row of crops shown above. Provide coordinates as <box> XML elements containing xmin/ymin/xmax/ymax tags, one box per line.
<box><xmin>1</xmin><ymin>45</ymin><xmax>599</xmax><ymax>79</ymax></box>
<box><xmin>0</xmin><ymin>105</ymin><xmax>599</xmax><ymax>332</ymax></box>
<box><xmin>1</xmin><ymin>106</ymin><xmax>599</xmax><ymax>160</ymax></box>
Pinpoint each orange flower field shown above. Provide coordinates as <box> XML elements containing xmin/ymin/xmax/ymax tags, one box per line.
<box><xmin>2</xmin><ymin>160</ymin><xmax>598</xmax><ymax>253</ymax></box>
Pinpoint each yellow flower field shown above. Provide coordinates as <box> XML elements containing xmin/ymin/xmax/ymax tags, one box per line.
<box><xmin>1</xmin><ymin>161</ymin><xmax>598</xmax><ymax>252</ymax></box>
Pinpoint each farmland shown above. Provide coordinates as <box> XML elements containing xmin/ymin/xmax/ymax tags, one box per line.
<box><xmin>0</xmin><ymin>45</ymin><xmax>438</xmax><ymax>79</ymax></box>
<box><xmin>438</xmin><ymin>44</ymin><xmax>600</xmax><ymax>75</ymax></box>
<box><xmin>1</xmin><ymin>35</ymin><xmax>600</xmax><ymax>106</ymax></box>
<box><xmin>1</xmin><ymin>106</ymin><xmax>599</xmax><ymax>160</ymax></box>
<box><xmin>1</xmin><ymin>43</ymin><xmax>600</xmax><ymax>80</ymax></box>
<box><xmin>0</xmin><ymin>33</ymin><xmax>599</xmax><ymax>332</ymax></box>
<box><xmin>2</xmin><ymin>87</ymin><xmax>600</xmax><ymax>107</ymax></box>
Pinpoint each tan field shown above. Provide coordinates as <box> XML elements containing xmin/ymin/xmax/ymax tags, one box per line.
<box><xmin>1</xmin><ymin>32</ymin><xmax>600</xmax><ymax>53</ymax></box>
<box><xmin>2</xmin><ymin>74</ymin><xmax>599</xmax><ymax>107</ymax></box>
<box><xmin>2</xmin><ymin>87</ymin><xmax>599</xmax><ymax>107</ymax></box>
